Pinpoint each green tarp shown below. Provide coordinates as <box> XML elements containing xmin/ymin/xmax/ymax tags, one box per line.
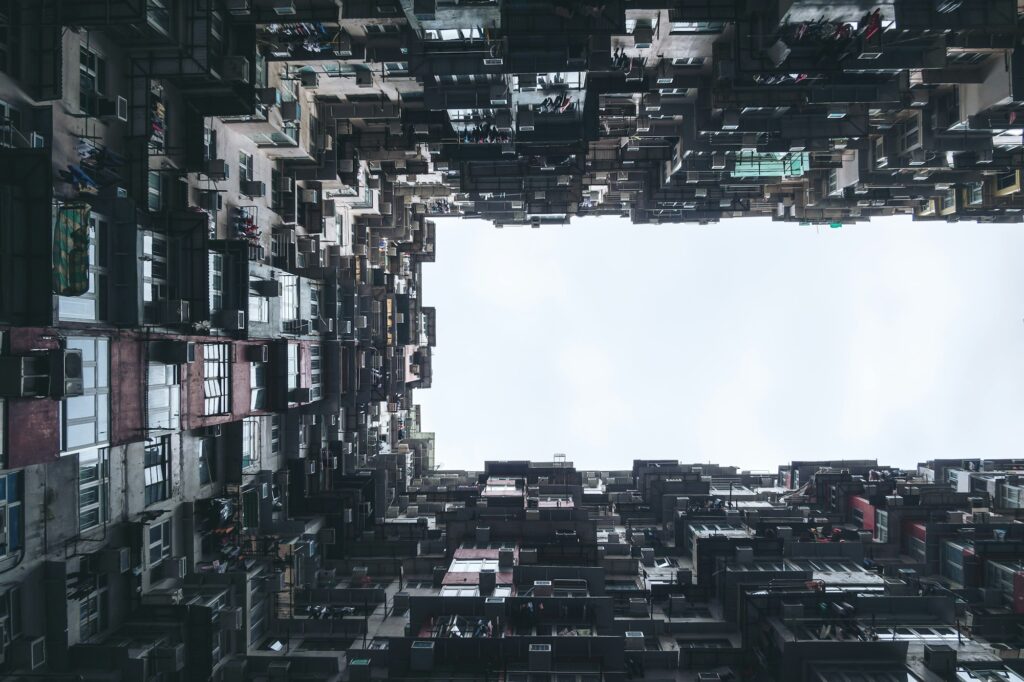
<box><xmin>52</xmin><ymin>203</ymin><xmax>90</xmax><ymax>296</ymax></box>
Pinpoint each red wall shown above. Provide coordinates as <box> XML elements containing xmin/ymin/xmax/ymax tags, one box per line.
<box><xmin>6</xmin><ymin>327</ymin><xmax>61</xmax><ymax>467</ymax></box>
<box><xmin>850</xmin><ymin>496</ymin><xmax>876</xmax><ymax>531</ymax></box>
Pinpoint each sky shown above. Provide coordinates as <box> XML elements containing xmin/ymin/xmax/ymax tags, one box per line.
<box><xmin>416</xmin><ymin>216</ymin><xmax>1024</xmax><ymax>473</ymax></box>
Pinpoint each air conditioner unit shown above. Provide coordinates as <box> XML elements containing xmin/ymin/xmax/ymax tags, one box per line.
<box><xmin>99</xmin><ymin>547</ymin><xmax>131</xmax><ymax>573</ymax></box>
<box><xmin>98</xmin><ymin>95</ymin><xmax>128</xmax><ymax>122</ymax></box>
<box><xmin>243</xmin><ymin>344</ymin><xmax>269</xmax><ymax>365</ymax></box>
<box><xmin>0</xmin><ymin>352</ymin><xmax>57</xmax><ymax>401</ymax></box>
<box><xmin>711</xmin><ymin>153</ymin><xmax>726</xmax><ymax>170</ymax></box>
<box><xmin>356</xmin><ymin>315</ymin><xmax>368</xmax><ymax>329</ymax></box>
<box><xmin>909</xmin><ymin>148</ymin><xmax>927</xmax><ymax>166</ymax></box>
<box><xmin>300</xmin><ymin>70</ymin><xmax>318</xmax><ymax>87</ymax></box>
<box><xmin>164</xmin><ymin>556</ymin><xmax>189</xmax><ymax>579</ymax></box>
<box><xmin>278</xmin><ymin>176</ymin><xmax>294</xmax><ymax>192</ymax></box>
<box><xmin>218</xmin><ymin>309</ymin><xmax>246</xmax><ymax>330</ymax></box>
<box><xmin>356</xmin><ymin>70</ymin><xmax>372</xmax><ymax>86</ymax></box>
<box><xmin>489</xmin><ymin>85</ymin><xmax>509</xmax><ymax>106</ymax></box>
<box><xmin>308</xmin><ymin>458</ymin><xmax>318</xmax><ymax>474</ymax></box>
<box><xmin>273</xmin><ymin>0</ymin><xmax>296</xmax><ymax>15</ymax></box>
<box><xmin>336</xmin><ymin>33</ymin><xmax>353</xmax><ymax>57</ymax></box>
<box><xmin>291</xmin><ymin>387</ymin><xmax>313</xmax><ymax>403</ymax></box>
<box><xmin>225</xmin><ymin>0</ymin><xmax>251</xmax><ymax>15</ymax></box>
<box><xmin>483</xmin><ymin>57</ymin><xmax>503</xmax><ymax>66</ymax></box>
<box><xmin>153</xmin><ymin>644</ymin><xmax>186</xmax><ymax>673</ymax></box>
<box><xmin>30</xmin><ymin>132</ymin><xmax>45</xmax><ymax>148</ymax></box>
<box><xmin>252</xmin><ymin>279</ymin><xmax>282</xmax><ymax>297</ymax></box>
<box><xmin>241</xmin><ymin>180</ymin><xmax>265</xmax><ymax>197</ymax></box>
<box><xmin>50</xmin><ymin>348</ymin><xmax>85</xmax><ymax>398</ymax></box>
<box><xmin>161</xmin><ymin>299</ymin><xmax>191</xmax><ymax>325</ymax></box>
<box><xmin>279</xmin><ymin>99</ymin><xmax>299</xmax><ymax>122</ymax></box>
<box><xmin>199</xmin><ymin>189</ymin><xmax>221</xmax><ymax>212</ymax></box>
<box><xmin>150</xmin><ymin>340</ymin><xmax>196</xmax><ymax>364</ymax></box>
<box><xmin>221</xmin><ymin>56</ymin><xmax>250</xmax><ymax>84</ymax></box>
<box><xmin>256</xmin><ymin>87</ymin><xmax>280</xmax><ymax>106</ymax></box>
<box><xmin>632</xmin><ymin>24</ymin><xmax>653</xmax><ymax>49</ymax></box>
<box><xmin>204</xmin><ymin>158</ymin><xmax>229</xmax><ymax>180</ymax></box>
<box><xmin>301</xmin><ymin>189</ymin><xmax>319</xmax><ymax>204</ymax></box>
<box><xmin>316</xmin><ymin>317</ymin><xmax>334</xmax><ymax>333</ymax></box>
<box><xmin>219</xmin><ymin>607</ymin><xmax>243</xmax><ymax>630</ymax></box>
<box><xmin>262</xmin><ymin>572</ymin><xmax>286</xmax><ymax>592</ymax></box>
<box><xmin>409</xmin><ymin>363</ymin><xmax>420</xmax><ymax>375</ymax></box>
<box><xmin>12</xmin><ymin>637</ymin><xmax>46</xmax><ymax>671</ymax></box>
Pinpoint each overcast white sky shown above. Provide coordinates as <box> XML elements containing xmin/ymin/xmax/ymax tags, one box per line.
<box><xmin>416</xmin><ymin>216</ymin><xmax>1024</xmax><ymax>473</ymax></box>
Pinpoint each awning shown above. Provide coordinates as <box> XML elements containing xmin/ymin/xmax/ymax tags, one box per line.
<box><xmin>52</xmin><ymin>202</ymin><xmax>91</xmax><ymax>296</ymax></box>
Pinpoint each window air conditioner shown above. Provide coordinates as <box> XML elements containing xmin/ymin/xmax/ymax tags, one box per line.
<box><xmin>204</xmin><ymin>158</ymin><xmax>229</xmax><ymax>180</ymax></box>
<box><xmin>292</xmin><ymin>387</ymin><xmax>313</xmax><ymax>403</ymax></box>
<box><xmin>221</xmin><ymin>56</ymin><xmax>250</xmax><ymax>84</ymax></box>
<box><xmin>219</xmin><ymin>309</ymin><xmax>246</xmax><ymax>330</ymax></box>
<box><xmin>245</xmin><ymin>345</ymin><xmax>270</xmax><ymax>362</ymax></box>
<box><xmin>301</xmin><ymin>189</ymin><xmax>319</xmax><ymax>204</ymax></box>
<box><xmin>252</xmin><ymin>279</ymin><xmax>282</xmax><ymax>297</ymax></box>
<box><xmin>98</xmin><ymin>95</ymin><xmax>128</xmax><ymax>122</ymax></box>
<box><xmin>150</xmin><ymin>340</ymin><xmax>196</xmax><ymax>364</ymax></box>
<box><xmin>241</xmin><ymin>180</ymin><xmax>265</xmax><ymax>197</ymax></box>
<box><xmin>279</xmin><ymin>99</ymin><xmax>299</xmax><ymax>122</ymax></box>
<box><xmin>278</xmin><ymin>176</ymin><xmax>294</xmax><ymax>192</ymax></box>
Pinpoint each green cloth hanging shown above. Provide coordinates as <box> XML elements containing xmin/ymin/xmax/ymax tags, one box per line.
<box><xmin>52</xmin><ymin>203</ymin><xmax>91</xmax><ymax>296</ymax></box>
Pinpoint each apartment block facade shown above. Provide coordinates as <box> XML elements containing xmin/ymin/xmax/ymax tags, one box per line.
<box><xmin>0</xmin><ymin>0</ymin><xmax>1021</xmax><ymax>680</ymax></box>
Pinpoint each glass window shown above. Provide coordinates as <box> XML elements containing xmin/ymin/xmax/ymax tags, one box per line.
<box><xmin>147</xmin><ymin>518</ymin><xmax>172</xmax><ymax>566</ymax></box>
<box><xmin>79</xmin><ymin>45</ymin><xmax>106</xmax><ymax>116</ymax></box>
<box><xmin>208</xmin><ymin>252</ymin><xmax>224</xmax><ymax>315</ymax></box>
<box><xmin>147</xmin><ymin>171</ymin><xmax>164</xmax><ymax>212</ymax></box>
<box><xmin>968</xmin><ymin>181</ymin><xmax>984</xmax><ymax>205</ymax></box>
<box><xmin>280</xmin><ymin>275</ymin><xmax>298</xmax><ymax>322</ymax></box>
<box><xmin>146</xmin><ymin>0</ymin><xmax>171</xmax><ymax>34</ymax></box>
<box><xmin>242</xmin><ymin>416</ymin><xmax>261</xmax><ymax>471</ymax></box>
<box><xmin>238</xmin><ymin>150</ymin><xmax>253</xmax><ymax>184</ymax></box>
<box><xmin>287</xmin><ymin>344</ymin><xmax>299</xmax><ymax>391</ymax></box>
<box><xmin>58</xmin><ymin>214</ymin><xmax>108</xmax><ymax>323</ymax></box>
<box><xmin>78</xmin><ymin>590</ymin><xmax>107</xmax><ymax>640</ymax></box>
<box><xmin>270</xmin><ymin>415</ymin><xmax>281</xmax><ymax>455</ymax></box>
<box><xmin>0</xmin><ymin>472</ymin><xmax>22</xmax><ymax>558</ymax></box>
<box><xmin>198</xmin><ymin>438</ymin><xmax>215</xmax><ymax>485</ymax></box>
<box><xmin>310</xmin><ymin>345</ymin><xmax>322</xmax><ymax>400</ymax></box>
<box><xmin>147</xmin><ymin>362</ymin><xmax>180</xmax><ymax>431</ymax></box>
<box><xmin>250</xmin><ymin>362</ymin><xmax>267</xmax><ymax>411</ymax></box>
<box><xmin>63</xmin><ymin>337</ymin><xmax>110</xmax><ymax>452</ymax></box>
<box><xmin>79</xmin><ymin>447</ymin><xmax>109</xmax><ymax>531</ymax></box>
<box><xmin>203</xmin><ymin>344</ymin><xmax>231</xmax><ymax>415</ymax></box>
<box><xmin>249</xmin><ymin>285</ymin><xmax>269</xmax><ymax>323</ymax></box>
<box><xmin>144</xmin><ymin>436</ymin><xmax>171</xmax><ymax>506</ymax></box>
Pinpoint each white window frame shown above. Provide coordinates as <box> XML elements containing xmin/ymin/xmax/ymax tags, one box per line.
<box><xmin>58</xmin><ymin>213</ymin><xmax>108</xmax><ymax>323</ymax></box>
<box><xmin>280</xmin><ymin>275</ymin><xmax>298</xmax><ymax>322</ymax></box>
<box><xmin>62</xmin><ymin>337</ymin><xmax>110</xmax><ymax>452</ymax></box>
<box><xmin>78</xmin><ymin>447</ymin><xmax>109</xmax><ymax>532</ymax></box>
<box><xmin>203</xmin><ymin>343</ymin><xmax>231</xmax><ymax>415</ymax></box>
<box><xmin>147</xmin><ymin>518</ymin><xmax>172</xmax><ymax>567</ymax></box>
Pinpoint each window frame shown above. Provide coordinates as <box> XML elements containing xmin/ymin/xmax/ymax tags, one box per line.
<box><xmin>79</xmin><ymin>45</ymin><xmax>106</xmax><ymax>117</ymax></box>
<box><xmin>144</xmin><ymin>435</ymin><xmax>171</xmax><ymax>506</ymax></box>
<box><xmin>202</xmin><ymin>343</ymin><xmax>231</xmax><ymax>416</ymax></box>
<box><xmin>78</xmin><ymin>447</ymin><xmax>109</xmax><ymax>532</ymax></box>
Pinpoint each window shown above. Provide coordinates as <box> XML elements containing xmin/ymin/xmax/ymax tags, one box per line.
<box><xmin>142</xmin><ymin>233</ymin><xmax>168</xmax><ymax>305</ymax></box>
<box><xmin>78</xmin><ymin>447</ymin><xmax>109</xmax><ymax>531</ymax></box>
<box><xmin>208</xmin><ymin>252</ymin><xmax>224</xmax><ymax>315</ymax></box>
<box><xmin>440</xmin><ymin>586</ymin><xmax>480</xmax><ymax>597</ymax></box>
<box><xmin>250</xmin><ymin>362</ymin><xmax>267</xmax><ymax>411</ymax></box>
<box><xmin>203</xmin><ymin>344</ymin><xmax>231</xmax><ymax>415</ymax></box>
<box><xmin>670</xmin><ymin>21</ymin><xmax>723</xmax><ymax>34</ymax></box>
<box><xmin>204</xmin><ymin>120</ymin><xmax>217</xmax><ymax>161</ymax></box>
<box><xmin>365</xmin><ymin>24</ymin><xmax>401</xmax><ymax>35</ymax></box>
<box><xmin>309</xmin><ymin>284</ymin><xmax>320</xmax><ymax>320</ymax></box>
<box><xmin>310</xmin><ymin>345</ymin><xmax>322</xmax><ymax>400</ymax></box>
<box><xmin>384</xmin><ymin>62</ymin><xmax>409</xmax><ymax>76</ymax></box>
<box><xmin>672</xmin><ymin>57</ymin><xmax>705</xmax><ymax>66</ymax></box>
<box><xmin>249</xmin><ymin>285</ymin><xmax>269</xmax><ymax>323</ymax></box>
<box><xmin>0</xmin><ymin>99</ymin><xmax>23</xmax><ymax>148</ymax></box>
<box><xmin>198</xmin><ymin>438</ymin><xmax>215</xmax><ymax>485</ymax></box>
<box><xmin>827</xmin><ymin>170</ymin><xmax>839</xmax><ymax>196</ymax></box>
<box><xmin>238</xmin><ymin>150</ymin><xmax>253</xmax><ymax>185</ymax></box>
<box><xmin>280</xmin><ymin>274</ymin><xmax>298</xmax><ymax>322</ymax></box>
<box><xmin>995</xmin><ymin>170</ymin><xmax>1020</xmax><ymax>195</ymax></box>
<box><xmin>147</xmin><ymin>518</ymin><xmax>172</xmax><ymax>566</ymax></box>
<box><xmin>270</xmin><ymin>415</ymin><xmax>281</xmax><ymax>455</ymax></box>
<box><xmin>147</xmin><ymin>0</ymin><xmax>170</xmax><ymax>33</ymax></box>
<box><xmin>909</xmin><ymin>536</ymin><xmax>927</xmax><ymax>562</ymax></box>
<box><xmin>78</xmin><ymin>582</ymin><xmax>107</xmax><ymax>640</ymax></box>
<box><xmin>242</xmin><ymin>416</ymin><xmax>261</xmax><ymax>471</ymax></box>
<box><xmin>450</xmin><ymin>559</ymin><xmax>499</xmax><ymax>572</ymax></box>
<box><xmin>79</xmin><ymin>45</ymin><xmax>106</xmax><ymax>116</ymax></box>
<box><xmin>967</xmin><ymin>181</ymin><xmax>984</xmax><ymax>205</ymax></box>
<box><xmin>147</xmin><ymin>171</ymin><xmax>165</xmax><ymax>212</ymax></box>
<box><xmin>0</xmin><ymin>472</ymin><xmax>23</xmax><ymax>558</ymax></box>
<box><xmin>63</xmin><ymin>337</ymin><xmax>110</xmax><ymax>452</ymax></box>
<box><xmin>287</xmin><ymin>344</ymin><xmax>299</xmax><ymax>391</ymax></box>
<box><xmin>144</xmin><ymin>436</ymin><xmax>171</xmax><ymax>506</ymax></box>
<box><xmin>58</xmin><ymin>213</ymin><xmax>108</xmax><ymax>322</ymax></box>
<box><xmin>147</xmin><ymin>362</ymin><xmax>180</xmax><ymax>431</ymax></box>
